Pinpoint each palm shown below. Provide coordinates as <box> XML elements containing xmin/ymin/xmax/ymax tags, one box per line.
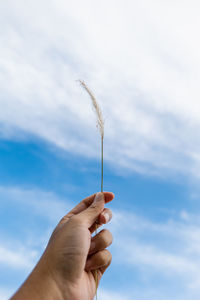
<box><xmin>67</xmin><ymin>228</ymin><xmax>99</xmax><ymax>300</ymax></box>
<box><xmin>70</xmin><ymin>271</ymin><xmax>97</xmax><ymax>300</ymax></box>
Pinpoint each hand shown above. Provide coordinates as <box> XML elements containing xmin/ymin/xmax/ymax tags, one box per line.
<box><xmin>11</xmin><ymin>192</ymin><xmax>114</xmax><ymax>300</ymax></box>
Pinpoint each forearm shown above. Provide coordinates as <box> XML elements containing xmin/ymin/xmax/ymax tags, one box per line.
<box><xmin>10</xmin><ymin>257</ymin><xmax>63</xmax><ymax>300</ymax></box>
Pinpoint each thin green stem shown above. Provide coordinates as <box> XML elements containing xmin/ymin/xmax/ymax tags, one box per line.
<box><xmin>95</xmin><ymin>223</ymin><xmax>98</xmax><ymax>300</ymax></box>
<box><xmin>101</xmin><ymin>136</ymin><xmax>104</xmax><ymax>193</ymax></box>
<box><xmin>95</xmin><ymin>136</ymin><xmax>104</xmax><ymax>300</ymax></box>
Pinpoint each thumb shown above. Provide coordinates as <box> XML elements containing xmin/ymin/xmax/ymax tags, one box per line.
<box><xmin>79</xmin><ymin>192</ymin><xmax>105</xmax><ymax>227</ymax></box>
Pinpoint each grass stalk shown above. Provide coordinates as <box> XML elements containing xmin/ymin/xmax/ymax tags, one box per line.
<box><xmin>79</xmin><ymin>80</ymin><xmax>104</xmax><ymax>300</ymax></box>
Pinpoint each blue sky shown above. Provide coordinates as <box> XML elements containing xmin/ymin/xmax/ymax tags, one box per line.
<box><xmin>1</xmin><ymin>1</ymin><xmax>200</xmax><ymax>299</ymax></box>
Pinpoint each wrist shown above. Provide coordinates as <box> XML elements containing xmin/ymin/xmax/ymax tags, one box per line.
<box><xmin>41</xmin><ymin>255</ymin><xmax>78</xmax><ymax>300</ymax></box>
<box><xmin>11</xmin><ymin>254</ymin><xmax>64</xmax><ymax>300</ymax></box>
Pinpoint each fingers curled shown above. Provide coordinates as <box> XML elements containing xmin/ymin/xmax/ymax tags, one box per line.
<box><xmin>89</xmin><ymin>229</ymin><xmax>113</xmax><ymax>254</ymax></box>
<box><xmin>89</xmin><ymin>208</ymin><xmax>113</xmax><ymax>233</ymax></box>
<box><xmin>85</xmin><ymin>249</ymin><xmax>112</xmax><ymax>271</ymax></box>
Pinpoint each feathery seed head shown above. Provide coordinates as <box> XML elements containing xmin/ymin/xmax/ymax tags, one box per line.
<box><xmin>78</xmin><ymin>80</ymin><xmax>104</xmax><ymax>138</ymax></box>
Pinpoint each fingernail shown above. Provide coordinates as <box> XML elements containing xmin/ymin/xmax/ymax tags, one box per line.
<box><xmin>103</xmin><ymin>212</ymin><xmax>110</xmax><ymax>223</ymax></box>
<box><xmin>94</xmin><ymin>192</ymin><xmax>104</xmax><ymax>203</ymax></box>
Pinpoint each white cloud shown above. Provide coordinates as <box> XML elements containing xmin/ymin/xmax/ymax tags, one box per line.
<box><xmin>0</xmin><ymin>0</ymin><xmax>200</xmax><ymax>178</ymax></box>
<box><xmin>0</xmin><ymin>185</ymin><xmax>71</xmax><ymax>222</ymax></box>
<box><xmin>99</xmin><ymin>289</ymin><xmax>129</xmax><ymax>300</ymax></box>
<box><xmin>0</xmin><ymin>185</ymin><xmax>74</xmax><ymax>270</ymax></box>
<box><xmin>107</xmin><ymin>208</ymin><xmax>200</xmax><ymax>299</ymax></box>
<box><xmin>0</xmin><ymin>244</ymin><xmax>36</xmax><ymax>270</ymax></box>
<box><xmin>0</xmin><ymin>287</ymin><xmax>14</xmax><ymax>300</ymax></box>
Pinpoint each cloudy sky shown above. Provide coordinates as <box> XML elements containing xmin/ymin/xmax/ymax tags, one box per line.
<box><xmin>1</xmin><ymin>0</ymin><xmax>200</xmax><ymax>299</ymax></box>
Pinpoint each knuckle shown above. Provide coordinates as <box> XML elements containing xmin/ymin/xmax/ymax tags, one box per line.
<box><xmin>107</xmin><ymin>254</ymin><xmax>112</xmax><ymax>267</ymax></box>
<box><xmin>100</xmin><ymin>229</ymin><xmax>113</xmax><ymax>247</ymax></box>
<box><xmin>70</xmin><ymin>215</ymin><xmax>84</xmax><ymax>226</ymax></box>
<box><xmin>71</xmin><ymin>214</ymin><xmax>79</xmax><ymax>221</ymax></box>
<box><xmin>59</xmin><ymin>215</ymin><xmax>68</xmax><ymax>224</ymax></box>
<box><xmin>59</xmin><ymin>213</ymin><xmax>74</xmax><ymax>225</ymax></box>
<box><xmin>98</xmin><ymin>251</ymin><xmax>106</xmax><ymax>264</ymax></box>
<box><xmin>106</xmin><ymin>250</ymin><xmax>112</xmax><ymax>266</ymax></box>
<box><xmin>98</xmin><ymin>249</ymin><xmax>111</xmax><ymax>264</ymax></box>
<box><xmin>89</xmin><ymin>204</ymin><xmax>99</xmax><ymax>213</ymax></box>
<box><xmin>105</xmin><ymin>249</ymin><xmax>112</xmax><ymax>259</ymax></box>
<box><xmin>99</xmin><ymin>249</ymin><xmax>112</xmax><ymax>265</ymax></box>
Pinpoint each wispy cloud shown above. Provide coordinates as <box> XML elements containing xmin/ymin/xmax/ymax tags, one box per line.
<box><xmin>0</xmin><ymin>287</ymin><xmax>14</xmax><ymax>300</ymax></box>
<box><xmin>0</xmin><ymin>185</ymin><xmax>71</xmax><ymax>222</ymax></box>
<box><xmin>99</xmin><ymin>289</ymin><xmax>129</xmax><ymax>300</ymax></box>
<box><xmin>108</xmin><ymin>208</ymin><xmax>200</xmax><ymax>298</ymax></box>
<box><xmin>1</xmin><ymin>1</ymin><xmax>200</xmax><ymax>178</ymax></box>
<box><xmin>0</xmin><ymin>185</ymin><xmax>72</xmax><ymax>270</ymax></box>
<box><xmin>0</xmin><ymin>245</ymin><xmax>36</xmax><ymax>270</ymax></box>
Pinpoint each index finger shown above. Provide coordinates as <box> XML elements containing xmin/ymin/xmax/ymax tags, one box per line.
<box><xmin>70</xmin><ymin>192</ymin><xmax>114</xmax><ymax>216</ymax></box>
<box><xmin>58</xmin><ymin>192</ymin><xmax>114</xmax><ymax>226</ymax></box>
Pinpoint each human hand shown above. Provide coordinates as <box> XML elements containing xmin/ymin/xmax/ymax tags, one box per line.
<box><xmin>11</xmin><ymin>192</ymin><xmax>114</xmax><ymax>300</ymax></box>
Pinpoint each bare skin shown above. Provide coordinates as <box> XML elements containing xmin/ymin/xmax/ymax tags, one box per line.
<box><xmin>11</xmin><ymin>192</ymin><xmax>114</xmax><ymax>300</ymax></box>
